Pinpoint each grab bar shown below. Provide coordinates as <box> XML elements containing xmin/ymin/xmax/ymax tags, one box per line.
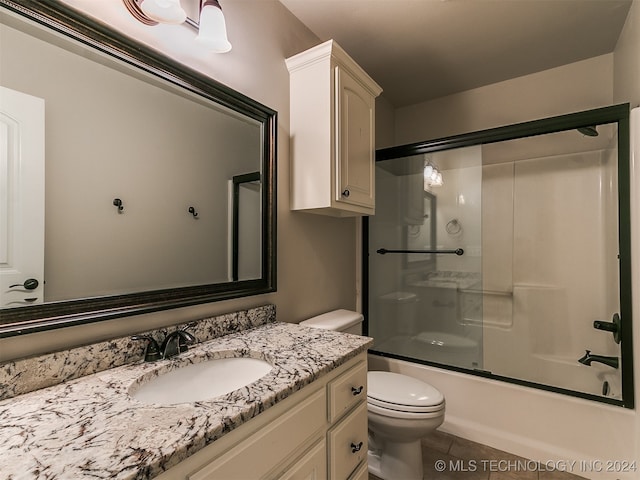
<box><xmin>376</xmin><ymin>248</ymin><xmax>464</xmax><ymax>256</ymax></box>
<box><xmin>459</xmin><ymin>288</ymin><xmax>513</xmax><ymax>296</ymax></box>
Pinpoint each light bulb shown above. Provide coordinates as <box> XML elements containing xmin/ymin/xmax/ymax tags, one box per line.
<box><xmin>140</xmin><ymin>0</ymin><xmax>187</xmax><ymax>24</ymax></box>
<box><xmin>424</xmin><ymin>165</ymin><xmax>434</xmax><ymax>179</ymax></box>
<box><xmin>196</xmin><ymin>0</ymin><xmax>232</xmax><ymax>53</ymax></box>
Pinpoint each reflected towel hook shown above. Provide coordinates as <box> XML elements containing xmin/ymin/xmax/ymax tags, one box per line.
<box><xmin>188</xmin><ymin>206</ymin><xmax>198</xmax><ymax>218</ymax></box>
<box><xmin>113</xmin><ymin>198</ymin><xmax>124</xmax><ymax>212</ymax></box>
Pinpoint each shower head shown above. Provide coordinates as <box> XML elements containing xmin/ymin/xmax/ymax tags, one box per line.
<box><xmin>577</xmin><ymin>126</ymin><xmax>598</xmax><ymax>137</ymax></box>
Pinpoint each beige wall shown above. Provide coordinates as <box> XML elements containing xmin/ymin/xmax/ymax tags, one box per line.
<box><xmin>614</xmin><ymin>0</ymin><xmax>640</xmax><ymax>107</ymax></box>
<box><xmin>0</xmin><ymin>1</ymin><xmax>359</xmax><ymax>362</ymax></box>
<box><xmin>394</xmin><ymin>54</ymin><xmax>614</xmax><ymax>145</ymax></box>
<box><xmin>375</xmin><ymin>95</ymin><xmax>396</xmax><ymax>149</ymax></box>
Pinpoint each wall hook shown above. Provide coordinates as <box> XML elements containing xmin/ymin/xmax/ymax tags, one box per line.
<box><xmin>188</xmin><ymin>206</ymin><xmax>198</xmax><ymax>218</ymax></box>
<box><xmin>113</xmin><ymin>198</ymin><xmax>124</xmax><ymax>212</ymax></box>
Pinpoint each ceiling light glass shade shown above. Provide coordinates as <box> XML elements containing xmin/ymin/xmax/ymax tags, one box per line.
<box><xmin>196</xmin><ymin>0</ymin><xmax>232</xmax><ymax>53</ymax></box>
<box><xmin>140</xmin><ymin>0</ymin><xmax>187</xmax><ymax>24</ymax></box>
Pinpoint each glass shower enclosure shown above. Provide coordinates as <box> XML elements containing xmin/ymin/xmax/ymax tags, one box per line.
<box><xmin>365</xmin><ymin>104</ymin><xmax>634</xmax><ymax>408</ymax></box>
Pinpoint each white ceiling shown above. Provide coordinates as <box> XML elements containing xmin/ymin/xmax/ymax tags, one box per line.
<box><xmin>278</xmin><ymin>0</ymin><xmax>633</xmax><ymax>108</ymax></box>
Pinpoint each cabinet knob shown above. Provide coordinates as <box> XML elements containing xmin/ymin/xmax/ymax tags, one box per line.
<box><xmin>351</xmin><ymin>385</ymin><xmax>364</xmax><ymax>396</ymax></box>
<box><xmin>351</xmin><ymin>441</ymin><xmax>364</xmax><ymax>453</ymax></box>
<box><xmin>342</xmin><ymin>189</ymin><xmax>350</xmax><ymax>198</ymax></box>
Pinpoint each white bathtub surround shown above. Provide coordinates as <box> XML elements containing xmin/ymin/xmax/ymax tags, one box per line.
<box><xmin>369</xmin><ymin>354</ymin><xmax>636</xmax><ymax>480</ymax></box>
<box><xmin>0</xmin><ymin>304</ymin><xmax>275</xmax><ymax>401</ymax></box>
<box><xmin>0</xmin><ymin>321</ymin><xmax>372</xmax><ymax>479</ymax></box>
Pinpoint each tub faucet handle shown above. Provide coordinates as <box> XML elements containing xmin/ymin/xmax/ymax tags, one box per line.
<box><xmin>593</xmin><ymin>313</ymin><xmax>621</xmax><ymax>344</ymax></box>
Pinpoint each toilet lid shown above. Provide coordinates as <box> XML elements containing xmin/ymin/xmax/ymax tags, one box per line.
<box><xmin>367</xmin><ymin>371</ymin><xmax>444</xmax><ymax>409</ymax></box>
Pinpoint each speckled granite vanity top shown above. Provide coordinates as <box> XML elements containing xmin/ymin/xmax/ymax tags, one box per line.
<box><xmin>0</xmin><ymin>321</ymin><xmax>372</xmax><ymax>479</ymax></box>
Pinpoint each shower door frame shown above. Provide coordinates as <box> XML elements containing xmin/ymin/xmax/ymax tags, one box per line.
<box><xmin>363</xmin><ymin>103</ymin><xmax>634</xmax><ymax>409</ymax></box>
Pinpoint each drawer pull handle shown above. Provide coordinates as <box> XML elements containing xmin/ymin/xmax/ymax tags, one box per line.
<box><xmin>342</xmin><ymin>189</ymin><xmax>350</xmax><ymax>197</ymax></box>
<box><xmin>351</xmin><ymin>386</ymin><xmax>364</xmax><ymax>395</ymax></box>
<box><xmin>351</xmin><ymin>441</ymin><xmax>364</xmax><ymax>453</ymax></box>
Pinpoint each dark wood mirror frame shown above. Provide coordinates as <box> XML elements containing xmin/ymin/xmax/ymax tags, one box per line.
<box><xmin>0</xmin><ymin>0</ymin><xmax>277</xmax><ymax>338</ymax></box>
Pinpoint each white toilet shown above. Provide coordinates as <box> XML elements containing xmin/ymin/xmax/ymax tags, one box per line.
<box><xmin>300</xmin><ymin>309</ymin><xmax>446</xmax><ymax>480</ymax></box>
<box><xmin>367</xmin><ymin>371</ymin><xmax>445</xmax><ymax>480</ymax></box>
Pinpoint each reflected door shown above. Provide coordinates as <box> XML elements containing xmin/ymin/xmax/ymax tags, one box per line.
<box><xmin>0</xmin><ymin>86</ymin><xmax>45</xmax><ymax>307</ymax></box>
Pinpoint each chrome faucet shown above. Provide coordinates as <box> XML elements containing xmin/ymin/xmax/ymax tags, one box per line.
<box><xmin>160</xmin><ymin>325</ymin><xmax>197</xmax><ymax>359</ymax></box>
<box><xmin>578</xmin><ymin>350</ymin><xmax>619</xmax><ymax>369</ymax></box>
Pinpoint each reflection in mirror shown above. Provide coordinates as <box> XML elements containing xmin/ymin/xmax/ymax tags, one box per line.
<box><xmin>0</xmin><ymin>1</ymin><xmax>276</xmax><ymax>336</ymax></box>
<box><xmin>368</xmin><ymin>104</ymin><xmax>633</xmax><ymax>408</ymax></box>
<box><xmin>403</xmin><ymin>193</ymin><xmax>436</xmax><ymax>269</ymax></box>
<box><xmin>231</xmin><ymin>172</ymin><xmax>261</xmax><ymax>282</ymax></box>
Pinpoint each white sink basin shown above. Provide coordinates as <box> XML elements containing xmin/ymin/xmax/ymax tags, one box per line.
<box><xmin>130</xmin><ymin>356</ymin><xmax>273</xmax><ymax>405</ymax></box>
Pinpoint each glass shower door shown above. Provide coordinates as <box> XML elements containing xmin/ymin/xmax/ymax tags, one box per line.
<box><xmin>366</xmin><ymin>105</ymin><xmax>631</xmax><ymax>407</ymax></box>
<box><xmin>368</xmin><ymin>147</ymin><xmax>484</xmax><ymax>370</ymax></box>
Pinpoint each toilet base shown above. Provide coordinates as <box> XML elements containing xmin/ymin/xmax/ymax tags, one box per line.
<box><xmin>367</xmin><ymin>439</ymin><xmax>423</xmax><ymax>480</ymax></box>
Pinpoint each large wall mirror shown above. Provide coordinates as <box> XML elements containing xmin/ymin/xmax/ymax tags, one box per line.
<box><xmin>0</xmin><ymin>1</ymin><xmax>276</xmax><ymax>337</ymax></box>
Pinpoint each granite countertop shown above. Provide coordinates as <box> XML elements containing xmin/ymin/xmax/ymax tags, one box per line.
<box><xmin>0</xmin><ymin>322</ymin><xmax>373</xmax><ymax>480</ymax></box>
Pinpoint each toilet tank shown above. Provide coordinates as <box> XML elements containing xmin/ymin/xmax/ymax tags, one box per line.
<box><xmin>300</xmin><ymin>309</ymin><xmax>363</xmax><ymax>335</ymax></box>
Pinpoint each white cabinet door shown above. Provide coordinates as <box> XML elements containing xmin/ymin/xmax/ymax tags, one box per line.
<box><xmin>287</xmin><ymin>40</ymin><xmax>381</xmax><ymax>216</ymax></box>
<box><xmin>188</xmin><ymin>389</ymin><xmax>326</xmax><ymax>480</ymax></box>
<box><xmin>0</xmin><ymin>86</ymin><xmax>45</xmax><ymax>307</ymax></box>
<box><xmin>335</xmin><ymin>66</ymin><xmax>375</xmax><ymax>211</ymax></box>
<box><xmin>277</xmin><ymin>439</ymin><xmax>327</xmax><ymax>480</ymax></box>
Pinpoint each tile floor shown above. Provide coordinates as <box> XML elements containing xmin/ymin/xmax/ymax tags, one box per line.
<box><xmin>369</xmin><ymin>430</ymin><xmax>588</xmax><ymax>480</ymax></box>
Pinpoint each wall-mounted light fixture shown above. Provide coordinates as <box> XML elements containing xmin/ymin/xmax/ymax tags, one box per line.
<box><xmin>122</xmin><ymin>0</ymin><xmax>232</xmax><ymax>53</ymax></box>
<box><xmin>424</xmin><ymin>157</ymin><xmax>443</xmax><ymax>189</ymax></box>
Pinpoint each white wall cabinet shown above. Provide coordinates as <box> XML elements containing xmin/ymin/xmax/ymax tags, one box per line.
<box><xmin>286</xmin><ymin>40</ymin><xmax>382</xmax><ymax>217</ymax></box>
<box><xmin>156</xmin><ymin>352</ymin><xmax>368</xmax><ymax>480</ymax></box>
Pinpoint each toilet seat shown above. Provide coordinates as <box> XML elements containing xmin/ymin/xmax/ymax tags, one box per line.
<box><xmin>367</xmin><ymin>371</ymin><xmax>444</xmax><ymax>409</ymax></box>
<box><xmin>368</xmin><ymin>395</ymin><xmax>445</xmax><ymax>413</ymax></box>
<box><xmin>368</xmin><ymin>400</ymin><xmax>444</xmax><ymax>420</ymax></box>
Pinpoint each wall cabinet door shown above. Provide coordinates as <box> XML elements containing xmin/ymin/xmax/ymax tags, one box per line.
<box><xmin>335</xmin><ymin>66</ymin><xmax>375</xmax><ymax>211</ymax></box>
<box><xmin>286</xmin><ymin>40</ymin><xmax>382</xmax><ymax>217</ymax></box>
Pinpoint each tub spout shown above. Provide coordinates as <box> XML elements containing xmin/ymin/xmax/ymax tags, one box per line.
<box><xmin>578</xmin><ymin>350</ymin><xmax>618</xmax><ymax>369</ymax></box>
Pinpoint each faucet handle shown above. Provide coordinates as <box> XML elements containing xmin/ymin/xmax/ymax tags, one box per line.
<box><xmin>176</xmin><ymin>323</ymin><xmax>198</xmax><ymax>351</ymax></box>
<box><xmin>593</xmin><ymin>313</ymin><xmax>621</xmax><ymax>344</ymax></box>
<box><xmin>176</xmin><ymin>329</ymin><xmax>197</xmax><ymax>352</ymax></box>
<box><xmin>131</xmin><ymin>335</ymin><xmax>162</xmax><ymax>362</ymax></box>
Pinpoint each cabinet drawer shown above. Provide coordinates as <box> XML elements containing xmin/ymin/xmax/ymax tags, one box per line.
<box><xmin>328</xmin><ymin>360</ymin><xmax>367</xmax><ymax>422</ymax></box>
<box><xmin>328</xmin><ymin>402</ymin><xmax>368</xmax><ymax>480</ymax></box>
<box><xmin>189</xmin><ymin>389</ymin><xmax>326</xmax><ymax>480</ymax></box>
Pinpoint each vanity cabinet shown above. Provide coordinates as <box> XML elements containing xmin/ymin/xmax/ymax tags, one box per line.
<box><xmin>286</xmin><ymin>40</ymin><xmax>382</xmax><ymax>217</ymax></box>
<box><xmin>155</xmin><ymin>352</ymin><xmax>368</xmax><ymax>480</ymax></box>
